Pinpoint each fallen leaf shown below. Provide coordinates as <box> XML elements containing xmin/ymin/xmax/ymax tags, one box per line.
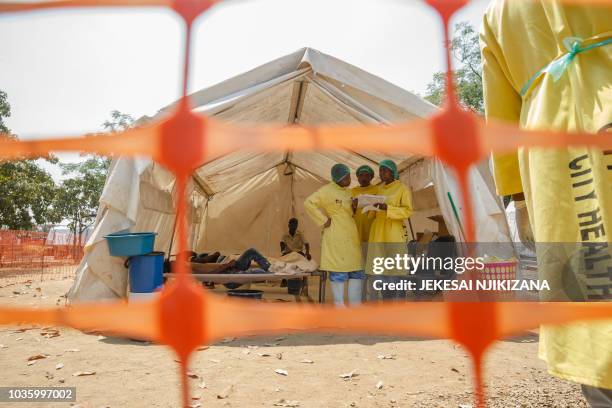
<box><xmin>275</xmin><ymin>369</ymin><xmax>288</xmax><ymax>376</ymax></box>
<box><xmin>451</xmin><ymin>368</ymin><xmax>460</xmax><ymax>374</ymax></box>
<box><xmin>198</xmin><ymin>381</ymin><xmax>207</xmax><ymax>389</ymax></box>
<box><xmin>217</xmin><ymin>385</ymin><xmax>234</xmax><ymax>399</ymax></box>
<box><xmin>36</xmin><ymin>287</ymin><xmax>42</xmax><ymax>292</ymax></box>
<box><xmin>28</xmin><ymin>354</ymin><xmax>47</xmax><ymax>361</ymax></box>
<box><xmin>12</xmin><ymin>291</ymin><xmax>21</xmax><ymax>295</ymax></box>
<box><xmin>13</xmin><ymin>327</ymin><xmax>34</xmax><ymax>333</ymax></box>
<box><xmin>339</xmin><ymin>370</ymin><xmax>359</xmax><ymax>380</ymax></box>
<box><xmin>257</xmin><ymin>353</ymin><xmax>271</xmax><ymax>357</ymax></box>
<box><xmin>276</xmin><ymin>353</ymin><xmax>283</xmax><ymax>360</ymax></box>
<box><xmin>274</xmin><ymin>399</ymin><xmax>300</xmax><ymax>407</ymax></box>
<box><xmin>58</xmin><ymin>379</ymin><xmax>65</xmax><ymax>384</ymax></box>
<box><xmin>376</xmin><ymin>380</ymin><xmax>384</xmax><ymax>389</ymax></box>
<box><xmin>377</xmin><ymin>354</ymin><xmax>396</xmax><ymax>360</ymax></box>
<box><xmin>72</xmin><ymin>371</ymin><xmax>96</xmax><ymax>377</ymax></box>
<box><xmin>56</xmin><ymin>363</ymin><xmax>64</xmax><ymax>370</ymax></box>
<box><xmin>300</xmin><ymin>359</ymin><xmax>314</xmax><ymax>364</ymax></box>
<box><xmin>41</xmin><ymin>329</ymin><xmax>60</xmax><ymax>339</ymax></box>
<box><xmin>187</xmin><ymin>372</ymin><xmax>199</xmax><ymax>379</ymax></box>
<box><xmin>15</xmin><ymin>337</ymin><xmax>23</xmax><ymax>341</ymax></box>
<box><xmin>191</xmin><ymin>396</ymin><xmax>201</xmax><ymax>400</ymax></box>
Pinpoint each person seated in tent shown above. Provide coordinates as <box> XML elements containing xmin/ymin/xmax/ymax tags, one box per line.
<box><xmin>351</xmin><ymin>165</ymin><xmax>378</xmax><ymax>244</ymax></box>
<box><xmin>280</xmin><ymin>218</ymin><xmax>311</xmax><ymax>260</ymax></box>
<box><xmin>280</xmin><ymin>218</ymin><xmax>311</xmax><ymax>294</ymax></box>
<box><xmin>481</xmin><ymin>0</ymin><xmax>611</xmax><ymax>403</ymax></box>
<box><xmin>366</xmin><ymin>159</ymin><xmax>413</xmax><ymax>301</ymax></box>
<box><xmin>304</xmin><ymin>163</ymin><xmax>363</xmax><ymax>307</ymax></box>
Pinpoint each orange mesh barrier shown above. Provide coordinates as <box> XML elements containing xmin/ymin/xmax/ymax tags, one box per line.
<box><xmin>1</xmin><ymin>1</ymin><xmax>611</xmax><ymax>407</ymax></box>
<box><xmin>0</xmin><ymin>230</ymin><xmax>83</xmax><ymax>284</ymax></box>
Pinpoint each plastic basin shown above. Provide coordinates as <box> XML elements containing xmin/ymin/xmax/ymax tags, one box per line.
<box><xmin>104</xmin><ymin>232</ymin><xmax>157</xmax><ymax>257</ymax></box>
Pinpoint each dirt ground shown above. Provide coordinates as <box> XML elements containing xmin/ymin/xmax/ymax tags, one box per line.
<box><xmin>0</xmin><ymin>278</ymin><xmax>587</xmax><ymax>408</ymax></box>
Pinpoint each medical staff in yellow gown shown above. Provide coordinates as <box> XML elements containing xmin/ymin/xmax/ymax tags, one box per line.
<box><xmin>351</xmin><ymin>165</ymin><xmax>378</xmax><ymax>243</ymax></box>
<box><xmin>304</xmin><ymin>163</ymin><xmax>363</xmax><ymax>306</ymax></box>
<box><xmin>366</xmin><ymin>160</ymin><xmax>413</xmax><ymax>301</ymax></box>
<box><xmin>481</xmin><ymin>0</ymin><xmax>612</xmax><ymax>400</ymax></box>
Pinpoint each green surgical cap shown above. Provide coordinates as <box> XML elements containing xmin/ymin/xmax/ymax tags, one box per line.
<box><xmin>331</xmin><ymin>163</ymin><xmax>350</xmax><ymax>184</ymax></box>
<box><xmin>356</xmin><ymin>165</ymin><xmax>374</xmax><ymax>177</ymax></box>
<box><xmin>379</xmin><ymin>159</ymin><xmax>398</xmax><ymax>180</ymax></box>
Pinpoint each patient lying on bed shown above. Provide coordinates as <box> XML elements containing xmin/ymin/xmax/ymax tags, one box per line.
<box><xmin>185</xmin><ymin>248</ymin><xmax>271</xmax><ymax>275</ymax></box>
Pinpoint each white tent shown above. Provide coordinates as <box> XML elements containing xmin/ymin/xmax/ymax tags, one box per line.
<box><xmin>68</xmin><ymin>48</ymin><xmax>513</xmax><ymax>302</ymax></box>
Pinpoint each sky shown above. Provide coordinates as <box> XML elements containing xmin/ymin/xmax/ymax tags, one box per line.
<box><xmin>0</xmin><ymin>0</ymin><xmax>489</xmax><ymax>179</ymax></box>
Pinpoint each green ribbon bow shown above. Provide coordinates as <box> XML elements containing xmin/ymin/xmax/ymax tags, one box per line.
<box><xmin>520</xmin><ymin>35</ymin><xmax>612</xmax><ymax>97</ymax></box>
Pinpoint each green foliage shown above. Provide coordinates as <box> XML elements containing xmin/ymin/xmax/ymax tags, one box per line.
<box><xmin>53</xmin><ymin>110</ymin><xmax>134</xmax><ymax>241</ymax></box>
<box><xmin>0</xmin><ymin>90</ymin><xmax>11</xmax><ymax>135</ymax></box>
<box><xmin>102</xmin><ymin>110</ymin><xmax>134</xmax><ymax>133</ymax></box>
<box><xmin>0</xmin><ymin>91</ymin><xmax>61</xmax><ymax>230</ymax></box>
<box><xmin>54</xmin><ymin>158</ymin><xmax>109</xmax><ymax>242</ymax></box>
<box><xmin>425</xmin><ymin>22</ymin><xmax>483</xmax><ymax>114</ymax></box>
<box><xmin>0</xmin><ymin>160</ymin><xmax>61</xmax><ymax>230</ymax></box>
<box><xmin>0</xmin><ymin>97</ymin><xmax>135</xmax><ymax>232</ymax></box>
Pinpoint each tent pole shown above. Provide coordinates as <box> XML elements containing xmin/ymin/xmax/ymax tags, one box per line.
<box><xmin>166</xmin><ymin>214</ymin><xmax>178</xmax><ymax>261</ymax></box>
<box><xmin>407</xmin><ymin>218</ymin><xmax>416</xmax><ymax>241</ymax></box>
<box><xmin>166</xmin><ymin>181</ymin><xmax>180</xmax><ymax>261</ymax></box>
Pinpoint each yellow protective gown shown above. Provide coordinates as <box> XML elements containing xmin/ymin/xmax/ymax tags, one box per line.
<box><xmin>481</xmin><ymin>0</ymin><xmax>612</xmax><ymax>389</ymax></box>
<box><xmin>304</xmin><ymin>182</ymin><xmax>362</xmax><ymax>272</ymax></box>
<box><xmin>366</xmin><ymin>180</ymin><xmax>413</xmax><ymax>276</ymax></box>
<box><xmin>351</xmin><ymin>184</ymin><xmax>379</xmax><ymax>243</ymax></box>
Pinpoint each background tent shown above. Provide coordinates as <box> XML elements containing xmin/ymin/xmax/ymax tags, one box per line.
<box><xmin>68</xmin><ymin>48</ymin><xmax>513</xmax><ymax>302</ymax></box>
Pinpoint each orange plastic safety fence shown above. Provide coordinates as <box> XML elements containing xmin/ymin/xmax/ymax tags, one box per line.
<box><xmin>1</xmin><ymin>1</ymin><xmax>611</xmax><ymax>407</ymax></box>
<box><xmin>0</xmin><ymin>230</ymin><xmax>83</xmax><ymax>285</ymax></box>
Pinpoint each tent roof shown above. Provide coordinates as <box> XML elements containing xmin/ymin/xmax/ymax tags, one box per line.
<box><xmin>154</xmin><ymin>47</ymin><xmax>438</xmax><ymax>195</ymax></box>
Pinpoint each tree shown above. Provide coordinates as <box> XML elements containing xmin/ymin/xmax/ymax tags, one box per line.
<box><xmin>102</xmin><ymin>110</ymin><xmax>134</xmax><ymax>134</ymax></box>
<box><xmin>53</xmin><ymin>110</ymin><xmax>134</xmax><ymax>244</ymax></box>
<box><xmin>55</xmin><ymin>159</ymin><xmax>108</xmax><ymax>246</ymax></box>
<box><xmin>0</xmin><ymin>91</ymin><xmax>61</xmax><ymax>230</ymax></box>
<box><xmin>425</xmin><ymin>22</ymin><xmax>483</xmax><ymax>114</ymax></box>
<box><xmin>0</xmin><ymin>90</ymin><xmax>11</xmax><ymax>135</ymax></box>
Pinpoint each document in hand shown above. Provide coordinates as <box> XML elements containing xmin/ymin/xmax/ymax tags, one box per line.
<box><xmin>357</xmin><ymin>194</ymin><xmax>386</xmax><ymax>212</ymax></box>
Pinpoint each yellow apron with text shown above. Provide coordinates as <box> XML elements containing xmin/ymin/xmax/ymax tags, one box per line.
<box><xmin>481</xmin><ymin>0</ymin><xmax>612</xmax><ymax>388</ymax></box>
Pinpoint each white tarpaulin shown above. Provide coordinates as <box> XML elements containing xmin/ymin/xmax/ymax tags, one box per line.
<box><xmin>68</xmin><ymin>48</ymin><xmax>513</xmax><ymax>302</ymax></box>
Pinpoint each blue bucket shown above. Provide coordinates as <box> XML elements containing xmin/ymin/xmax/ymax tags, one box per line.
<box><xmin>126</xmin><ymin>251</ymin><xmax>164</xmax><ymax>293</ymax></box>
<box><xmin>104</xmin><ymin>232</ymin><xmax>157</xmax><ymax>257</ymax></box>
